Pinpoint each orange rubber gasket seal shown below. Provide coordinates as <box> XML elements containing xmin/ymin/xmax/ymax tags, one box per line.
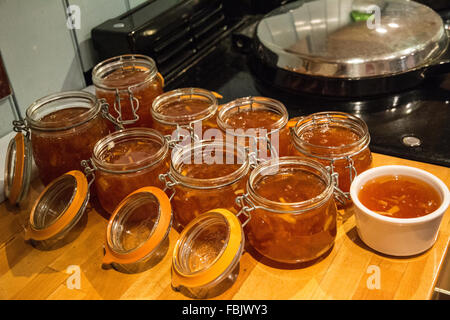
<box><xmin>103</xmin><ymin>186</ymin><xmax>172</xmax><ymax>265</ymax></box>
<box><xmin>25</xmin><ymin>170</ymin><xmax>88</xmax><ymax>241</ymax></box>
<box><xmin>8</xmin><ymin>133</ymin><xmax>26</xmax><ymax>205</ymax></box>
<box><xmin>171</xmin><ymin>208</ymin><xmax>243</xmax><ymax>288</ymax></box>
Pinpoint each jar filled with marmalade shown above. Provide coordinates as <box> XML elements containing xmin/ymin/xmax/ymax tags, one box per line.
<box><xmin>92</xmin><ymin>54</ymin><xmax>164</xmax><ymax>129</ymax></box>
<box><xmin>217</xmin><ymin>97</ymin><xmax>290</xmax><ymax>159</ymax></box>
<box><xmin>237</xmin><ymin>157</ymin><xmax>337</xmax><ymax>264</ymax></box>
<box><xmin>160</xmin><ymin>140</ymin><xmax>250</xmax><ymax>230</ymax></box>
<box><xmin>85</xmin><ymin>128</ymin><xmax>170</xmax><ymax>215</ymax></box>
<box><xmin>290</xmin><ymin>112</ymin><xmax>372</xmax><ymax>205</ymax></box>
<box><xmin>151</xmin><ymin>88</ymin><xmax>219</xmax><ymax>139</ymax></box>
<box><xmin>25</xmin><ymin>91</ymin><xmax>110</xmax><ymax>185</ymax></box>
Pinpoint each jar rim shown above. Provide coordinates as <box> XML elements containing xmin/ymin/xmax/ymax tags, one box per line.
<box><xmin>217</xmin><ymin>96</ymin><xmax>289</xmax><ymax>133</ymax></box>
<box><xmin>92</xmin><ymin>54</ymin><xmax>158</xmax><ymax>91</ymax></box>
<box><xmin>292</xmin><ymin>112</ymin><xmax>370</xmax><ymax>159</ymax></box>
<box><xmin>92</xmin><ymin>128</ymin><xmax>169</xmax><ymax>173</ymax></box>
<box><xmin>25</xmin><ymin>91</ymin><xmax>101</xmax><ymax>131</ymax></box>
<box><xmin>247</xmin><ymin>157</ymin><xmax>334</xmax><ymax>214</ymax></box>
<box><xmin>151</xmin><ymin>88</ymin><xmax>218</xmax><ymax>126</ymax></box>
<box><xmin>169</xmin><ymin>140</ymin><xmax>250</xmax><ymax>189</ymax></box>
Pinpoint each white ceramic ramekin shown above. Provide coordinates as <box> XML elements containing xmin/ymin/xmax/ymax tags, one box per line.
<box><xmin>350</xmin><ymin>165</ymin><xmax>450</xmax><ymax>256</ymax></box>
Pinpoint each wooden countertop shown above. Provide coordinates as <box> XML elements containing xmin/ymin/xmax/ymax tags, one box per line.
<box><xmin>0</xmin><ymin>153</ymin><xmax>449</xmax><ymax>300</ymax></box>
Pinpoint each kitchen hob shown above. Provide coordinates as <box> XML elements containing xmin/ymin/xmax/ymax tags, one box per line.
<box><xmin>165</xmin><ymin>36</ymin><xmax>450</xmax><ymax>168</ymax></box>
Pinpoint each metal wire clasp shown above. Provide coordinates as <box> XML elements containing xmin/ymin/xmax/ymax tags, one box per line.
<box><xmin>111</xmin><ymin>87</ymin><xmax>140</xmax><ymax>126</ymax></box>
<box><xmin>100</xmin><ymin>99</ymin><xmax>124</xmax><ymax>130</ymax></box>
<box><xmin>164</xmin><ymin>121</ymin><xmax>201</xmax><ymax>150</ymax></box>
<box><xmin>159</xmin><ymin>173</ymin><xmax>179</xmax><ymax>200</ymax></box>
<box><xmin>81</xmin><ymin>159</ymin><xmax>96</xmax><ymax>188</ymax></box>
<box><xmin>326</xmin><ymin>157</ymin><xmax>357</xmax><ymax>205</ymax></box>
<box><xmin>235</xmin><ymin>193</ymin><xmax>255</xmax><ymax>227</ymax></box>
<box><xmin>12</xmin><ymin>119</ymin><xmax>30</xmax><ymax>138</ymax></box>
<box><xmin>246</xmin><ymin>134</ymin><xmax>279</xmax><ymax>169</ymax></box>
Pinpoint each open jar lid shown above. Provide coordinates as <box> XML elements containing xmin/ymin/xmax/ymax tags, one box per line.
<box><xmin>4</xmin><ymin>132</ymin><xmax>32</xmax><ymax>206</ymax></box>
<box><xmin>103</xmin><ymin>187</ymin><xmax>172</xmax><ymax>265</ymax></box>
<box><xmin>25</xmin><ymin>171</ymin><xmax>89</xmax><ymax>241</ymax></box>
<box><xmin>172</xmin><ymin>209</ymin><xmax>244</xmax><ymax>289</ymax></box>
<box><xmin>256</xmin><ymin>0</ymin><xmax>448</xmax><ymax>78</ymax></box>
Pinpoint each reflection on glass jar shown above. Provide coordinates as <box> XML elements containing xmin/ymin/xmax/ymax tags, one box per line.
<box><xmin>161</xmin><ymin>140</ymin><xmax>250</xmax><ymax>230</ymax></box>
<box><xmin>26</xmin><ymin>91</ymin><xmax>110</xmax><ymax>185</ymax></box>
<box><xmin>217</xmin><ymin>96</ymin><xmax>290</xmax><ymax>159</ymax></box>
<box><xmin>290</xmin><ymin>112</ymin><xmax>372</xmax><ymax>202</ymax></box>
<box><xmin>240</xmin><ymin>157</ymin><xmax>337</xmax><ymax>264</ymax></box>
<box><xmin>93</xmin><ymin>54</ymin><xmax>164</xmax><ymax>129</ymax></box>
<box><xmin>151</xmin><ymin>88</ymin><xmax>218</xmax><ymax>138</ymax></box>
<box><xmin>91</xmin><ymin>128</ymin><xmax>170</xmax><ymax>215</ymax></box>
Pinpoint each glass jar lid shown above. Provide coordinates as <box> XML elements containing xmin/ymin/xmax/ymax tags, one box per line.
<box><xmin>256</xmin><ymin>0</ymin><xmax>448</xmax><ymax>78</ymax></box>
<box><xmin>103</xmin><ymin>186</ymin><xmax>172</xmax><ymax>265</ymax></box>
<box><xmin>25</xmin><ymin>171</ymin><xmax>89</xmax><ymax>241</ymax></box>
<box><xmin>4</xmin><ymin>132</ymin><xmax>32</xmax><ymax>206</ymax></box>
<box><xmin>172</xmin><ymin>209</ymin><xmax>244</xmax><ymax>289</ymax></box>
<box><xmin>151</xmin><ymin>88</ymin><xmax>218</xmax><ymax>127</ymax></box>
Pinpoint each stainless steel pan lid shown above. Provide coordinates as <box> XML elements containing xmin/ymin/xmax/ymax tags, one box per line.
<box><xmin>255</xmin><ymin>0</ymin><xmax>449</xmax><ymax>78</ymax></box>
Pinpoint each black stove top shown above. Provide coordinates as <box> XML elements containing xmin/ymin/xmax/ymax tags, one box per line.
<box><xmin>166</xmin><ymin>36</ymin><xmax>450</xmax><ymax>168</ymax></box>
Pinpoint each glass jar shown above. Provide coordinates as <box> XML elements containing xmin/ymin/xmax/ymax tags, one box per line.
<box><xmin>92</xmin><ymin>54</ymin><xmax>164</xmax><ymax>129</ymax></box>
<box><xmin>25</xmin><ymin>91</ymin><xmax>110</xmax><ymax>185</ymax></box>
<box><xmin>237</xmin><ymin>157</ymin><xmax>337</xmax><ymax>264</ymax></box>
<box><xmin>160</xmin><ymin>140</ymin><xmax>250</xmax><ymax>230</ymax></box>
<box><xmin>103</xmin><ymin>187</ymin><xmax>172</xmax><ymax>274</ymax></box>
<box><xmin>86</xmin><ymin>128</ymin><xmax>170</xmax><ymax>215</ymax></box>
<box><xmin>217</xmin><ymin>96</ymin><xmax>290</xmax><ymax>159</ymax></box>
<box><xmin>24</xmin><ymin>171</ymin><xmax>90</xmax><ymax>250</ymax></box>
<box><xmin>172</xmin><ymin>209</ymin><xmax>244</xmax><ymax>299</ymax></box>
<box><xmin>151</xmin><ymin>88</ymin><xmax>219</xmax><ymax>138</ymax></box>
<box><xmin>290</xmin><ymin>112</ymin><xmax>372</xmax><ymax>205</ymax></box>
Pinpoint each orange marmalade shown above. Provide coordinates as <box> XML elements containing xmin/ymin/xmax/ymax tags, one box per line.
<box><xmin>358</xmin><ymin>175</ymin><xmax>441</xmax><ymax>219</ymax></box>
<box><xmin>93</xmin><ymin>55</ymin><xmax>163</xmax><ymax>129</ymax></box>
<box><xmin>26</xmin><ymin>92</ymin><xmax>110</xmax><ymax>185</ymax></box>
<box><xmin>92</xmin><ymin>128</ymin><xmax>169</xmax><ymax>215</ymax></box>
<box><xmin>244</xmin><ymin>157</ymin><xmax>337</xmax><ymax>264</ymax></box>
<box><xmin>290</xmin><ymin>112</ymin><xmax>372</xmax><ymax>195</ymax></box>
